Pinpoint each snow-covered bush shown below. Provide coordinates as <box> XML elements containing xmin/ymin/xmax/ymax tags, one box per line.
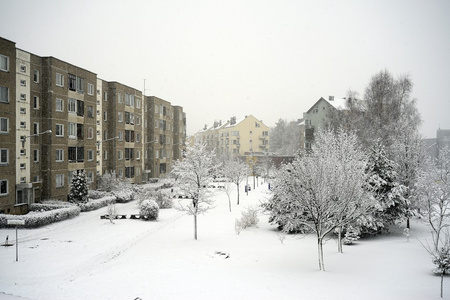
<box><xmin>343</xmin><ymin>226</ymin><xmax>360</xmax><ymax>245</ymax></box>
<box><xmin>153</xmin><ymin>190</ymin><xmax>173</xmax><ymax>209</ymax></box>
<box><xmin>69</xmin><ymin>171</ymin><xmax>89</xmax><ymax>205</ymax></box>
<box><xmin>78</xmin><ymin>196</ymin><xmax>116</xmax><ymax>212</ymax></box>
<box><xmin>139</xmin><ymin>200</ymin><xmax>159</xmax><ymax>221</ymax></box>
<box><xmin>88</xmin><ymin>190</ymin><xmax>108</xmax><ymax>200</ymax></box>
<box><xmin>113</xmin><ymin>189</ymin><xmax>135</xmax><ymax>203</ymax></box>
<box><xmin>0</xmin><ymin>205</ymin><xmax>80</xmax><ymax>228</ymax></box>
<box><xmin>235</xmin><ymin>206</ymin><xmax>259</xmax><ymax>235</ymax></box>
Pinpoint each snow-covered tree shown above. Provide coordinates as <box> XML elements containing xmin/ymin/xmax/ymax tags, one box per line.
<box><xmin>357</xmin><ymin>140</ymin><xmax>408</xmax><ymax>235</ymax></box>
<box><xmin>172</xmin><ymin>142</ymin><xmax>219</xmax><ymax>240</ymax></box>
<box><xmin>268</xmin><ymin>129</ymin><xmax>375</xmax><ymax>270</ymax></box>
<box><xmin>269</xmin><ymin>119</ymin><xmax>302</xmax><ymax>155</ymax></box>
<box><xmin>222</xmin><ymin>157</ymin><xmax>248</xmax><ymax>206</ymax></box>
<box><xmin>69</xmin><ymin>170</ymin><xmax>88</xmax><ymax>205</ymax></box>
<box><xmin>255</xmin><ymin>154</ymin><xmax>273</xmax><ymax>183</ymax></box>
<box><xmin>98</xmin><ymin>170</ymin><xmax>131</xmax><ymax>192</ymax></box>
<box><xmin>417</xmin><ymin>147</ymin><xmax>450</xmax><ymax>298</ymax></box>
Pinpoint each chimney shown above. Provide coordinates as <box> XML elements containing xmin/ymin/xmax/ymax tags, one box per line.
<box><xmin>329</xmin><ymin>96</ymin><xmax>334</xmax><ymax>101</ymax></box>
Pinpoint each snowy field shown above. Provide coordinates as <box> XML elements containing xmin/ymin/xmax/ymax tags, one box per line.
<box><xmin>0</xmin><ymin>180</ymin><xmax>445</xmax><ymax>300</ymax></box>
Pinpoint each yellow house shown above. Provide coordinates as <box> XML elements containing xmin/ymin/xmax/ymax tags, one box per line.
<box><xmin>195</xmin><ymin>115</ymin><xmax>269</xmax><ymax>157</ymax></box>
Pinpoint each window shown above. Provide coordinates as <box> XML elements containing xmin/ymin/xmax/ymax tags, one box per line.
<box><xmin>33</xmin><ymin>149</ymin><xmax>39</xmax><ymax>162</ymax></box>
<box><xmin>77</xmin><ymin>123</ymin><xmax>84</xmax><ymax>140</ymax></box>
<box><xmin>103</xmin><ymin>150</ymin><xmax>107</xmax><ymax>160</ymax></box>
<box><xmin>0</xmin><ymin>149</ymin><xmax>8</xmax><ymax>164</ymax></box>
<box><xmin>56</xmin><ymin>174</ymin><xmax>64</xmax><ymax>188</ymax></box>
<box><xmin>55</xmin><ymin>124</ymin><xmax>64</xmax><ymax>137</ymax></box>
<box><xmin>136</xmin><ymin>99</ymin><xmax>141</xmax><ymax>108</ymax></box>
<box><xmin>0</xmin><ymin>55</ymin><xmax>9</xmax><ymax>72</ymax></box>
<box><xmin>0</xmin><ymin>117</ymin><xmax>8</xmax><ymax>133</ymax></box>
<box><xmin>56</xmin><ymin>73</ymin><xmax>64</xmax><ymax>87</ymax></box>
<box><xmin>87</xmin><ymin>127</ymin><xmax>94</xmax><ymax>139</ymax></box>
<box><xmin>20</xmin><ymin>93</ymin><xmax>26</xmax><ymax>101</ymax></box>
<box><xmin>103</xmin><ymin>111</ymin><xmax>107</xmax><ymax>121</ymax></box>
<box><xmin>68</xmin><ymin>98</ymin><xmax>76</xmax><ymax>113</ymax></box>
<box><xmin>77</xmin><ymin>100</ymin><xmax>84</xmax><ymax>116</ymax></box>
<box><xmin>87</xmin><ymin>83</ymin><xmax>94</xmax><ymax>95</ymax></box>
<box><xmin>97</xmin><ymin>110</ymin><xmax>100</xmax><ymax>115</ymax></box>
<box><xmin>68</xmin><ymin>146</ymin><xmax>84</xmax><ymax>162</ymax></box>
<box><xmin>20</xmin><ymin>163</ymin><xmax>26</xmax><ymax>169</ymax></box>
<box><xmin>87</xmin><ymin>172</ymin><xmax>94</xmax><ymax>183</ymax></box>
<box><xmin>125</xmin><ymin>130</ymin><xmax>134</xmax><ymax>142</ymax></box>
<box><xmin>76</xmin><ymin>76</ymin><xmax>84</xmax><ymax>93</ymax></box>
<box><xmin>118</xmin><ymin>93</ymin><xmax>123</xmax><ymax>103</ymax></box>
<box><xmin>20</xmin><ymin>107</ymin><xmax>26</xmax><ymax>114</ymax></box>
<box><xmin>68</xmin><ymin>122</ymin><xmax>76</xmax><ymax>139</ymax></box>
<box><xmin>33</xmin><ymin>123</ymin><xmax>39</xmax><ymax>135</ymax></box>
<box><xmin>103</xmin><ymin>91</ymin><xmax>107</xmax><ymax>101</ymax></box>
<box><xmin>20</xmin><ymin>65</ymin><xmax>26</xmax><ymax>73</ymax></box>
<box><xmin>136</xmin><ymin>150</ymin><xmax>141</xmax><ymax>160</ymax></box>
<box><xmin>56</xmin><ymin>149</ymin><xmax>63</xmax><ymax>162</ymax></box>
<box><xmin>20</xmin><ymin>149</ymin><xmax>26</xmax><ymax>156</ymax></box>
<box><xmin>33</xmin><ymin>96</ymin><xmax>39</xmax><ymax>109</ymax></box>
<box><xmin>20</xmin><ymin>177</ymin><xmax>26</xmax><ymax>183</ymax></box>
<box><xmin>125</xmin><ymin>166</ymin><xmax>135</xmax><ymax>178</ymax></box>
<box><xmin>20</xmin><ymin>79</ymin><xmax>26</xmax><ymax>86</ymax></box>
<box><xmin>118</xmin><ymin>169</ymin><xmax>123</xmax><ymax>178</ymax></box>
<box><xmin>0</xmin><ymin>179</ymin><xmax>8</xmax><ymax>195</ymax></box>
<box><xmin>118</xmin><ymin>131</ymin><xmax>123</xmax><ymax>141</ymax></box>
<box><xmin>20</xmin><ymin>121</ymin><xmax>26</xmax><ymax>129</ymax></box>
<box><xmin>136</xmin><ymin>133</ymin><xmax>140</xmax><ymax>143</ymax></box>
<box><xmin>118</xmin><ymin>112</ymin><xmax>123</xmax><ymax>122</ymax></box>
<box><xmin>33</xmin><ymin>176</ymin><xmax>39</xmax><ymax>183</ymax></box>
<box><xmin>87</xmin><ymin>149</ymin><xmax>94</xmax><ymax>161</ymax></box>
<box><xmin>125</xmin><ymin>148</ymin><xmax>134</xmax><ymax>160</ymax></box>
<box><xmin>0</xmin><ymin>86</ymin><xmax>9</xmax><ymax>103</ymax></box>
<box><xmin>118</xmin><ymin>150</ymin><xmax>123</xmax><ymax>160</ymax></box>
<box><xmin>87</xmin><ymin>106</ymin><xmax>93</xmax><ymax>118</ymax></box>
<box><xmin>33</xmin><ymin>69</ymin><xmax>39</xmax><ymax>83</ymax></box>
<box><xmin>68</xmin><ymin>74</ymin><xmax>76</xmax><ymax>91</ymax></box>
<box><xmin>56</xmin><ymin>98</ymin><xmax>63</xmax><ymax>112</ymax></box>
<box><xmin>136</xmin><ymin>116</ymin><xmax>140</xmax><ymax>125</ymax></box>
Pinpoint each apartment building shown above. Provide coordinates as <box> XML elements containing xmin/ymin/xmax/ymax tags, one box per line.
<box><xmin>196</xmin><ymin>115</ymin><xmax>270</xmax><ymax>156</ymax></box>
<box><xmin>145</xmin><ymin>96</ymin><xmax>185</xmax><ymax>178</ymax></box>
<box><xmin>0</xmin><ymin>37</ymin><xmax>186</xmax><ymax>214</ymax></box>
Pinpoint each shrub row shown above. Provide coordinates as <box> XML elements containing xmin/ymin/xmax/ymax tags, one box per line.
<box><xmin>79</xmin><ymin>196</ymin><xmax>116</xmax><ymax>212</ymax></box>
<box><xmin>113</xmin><ymin>189</ymin><xmax>135</xmax><ymax>203</ymax></box>
<box><xmin>0</xmin><ymin>205</ymin><xmax>80</xmax><ymax>229</ymax></box>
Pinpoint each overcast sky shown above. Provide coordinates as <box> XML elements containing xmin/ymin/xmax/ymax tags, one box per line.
<box><xmin>1</xmin><ymin>0</ymin><xmax>449</xmax><ymax>137</ymax></box>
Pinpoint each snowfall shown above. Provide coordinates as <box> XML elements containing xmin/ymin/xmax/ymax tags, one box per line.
<box><xmin>0</xmin><ymin>180</ymin><xmax>446</xmax><ymax>300</ymax></box>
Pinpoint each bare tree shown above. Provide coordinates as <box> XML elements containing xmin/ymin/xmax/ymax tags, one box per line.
<box><xmin>269</xmin><ymin>129</ymin><xmax>375</xmax><ymax>270</ymax></box>
<box><xmin>222</xmin><ymin>157</ymin><xmax>248</xmax><ymax>205</ymax></box>
<box><xmin>172</xmin><ymin>142</ymin><xmax>219</xmax><ymax>240</ymax></box>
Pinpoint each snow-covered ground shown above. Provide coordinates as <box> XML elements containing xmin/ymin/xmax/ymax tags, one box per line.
<box><xmin>0</xmin><ymin>180</ymin><xmax>445</xmax><ymax>300</ymax></box>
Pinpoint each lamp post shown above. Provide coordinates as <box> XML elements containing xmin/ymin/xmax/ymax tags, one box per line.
<box><xmin>21</xmin><ymin>129</ymin><xmax>52</xmax><ymax>148</ymax></box>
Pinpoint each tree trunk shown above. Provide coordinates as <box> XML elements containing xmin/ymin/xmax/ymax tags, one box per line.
<box><xmin>237</xmin><ymin>183</ymin><xmax>240</xmax><ymax>205</ymax></box>
<box><xmin>228</xmin><ymin>196</ymin><xmax>232</xmax><ymax>212</ymax></box>
<box><xmin>337</xmin><ymin>227</ymin><xmax>343</xmax><ymax>253</ymax></box>
<box><xmin>194</xmin><ymin>214</ymin><xmax>198</xmax><ymax>240</ymax></box>
<box><xmin>318</xmin><ymin>237</ymin><xmax>325</xmax><ymax>271</ymax></box>
<box><xmin>441</xmin><ymin>271</ymin><xmax>444</xmax><ymax>298</ymax></box>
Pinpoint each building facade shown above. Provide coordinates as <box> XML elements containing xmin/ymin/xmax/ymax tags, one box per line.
<box><xmin>195</xmin><ymin>115</ymin><xmax>270</xmax><ymax>156</ymax></box>
<box><xmin>0</xmin><ymin>37</ymin><xmax>186</xmax><ymax>214</ymax></box>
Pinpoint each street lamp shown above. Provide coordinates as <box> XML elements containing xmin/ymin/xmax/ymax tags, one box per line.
<box><xmin>21</xmin><ymin>130</ymin><xmax>52</xmax><ymax>148</ymax></box>
<box><xmin>96</xmin><ymin>136</ymin><xmax>119</xmax><ymax>150</ymax></box>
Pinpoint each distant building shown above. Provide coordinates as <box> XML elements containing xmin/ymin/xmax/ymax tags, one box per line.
<box><xmin>303</xmin><ymin>96</ymin><xmax>350</xmax><ymax>150</ymax></box>
<box><xmin>195</xmin><ymin>115</ymin><xmax>270</xmax><ymax>157</ymax></box>
<box><xmin>425</xmin><ymin>128</ymin><xmax>450</xmax><ymax>159</ymax></box>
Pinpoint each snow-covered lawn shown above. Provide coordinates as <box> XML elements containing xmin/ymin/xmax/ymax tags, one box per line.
<box><xmin>0</xmin><ymin>181</ymin><xmax>445</xmax><ymax>300</ymax></box>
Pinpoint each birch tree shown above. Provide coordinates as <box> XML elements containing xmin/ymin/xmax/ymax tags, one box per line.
<box><xmin>172</xmin><ymin>142</ymin><xmax>219</xmax><ymax>240</ymax></box>
<box><xmin>269</xmin><ymin>129</ymin><xmax>375</xmax><ymax>270</ymax></box>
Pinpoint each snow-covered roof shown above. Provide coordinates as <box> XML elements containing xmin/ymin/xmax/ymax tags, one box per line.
<box><xmin>327</xmin><ymin>97</ymin><xmax>348</xmax><ymax>110</ymax></box>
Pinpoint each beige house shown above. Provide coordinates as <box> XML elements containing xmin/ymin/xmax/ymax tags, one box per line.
<box><xmin>195</xmin><ymin>115</ymin><xmax>269</xmax><ymax>156</ymax></box>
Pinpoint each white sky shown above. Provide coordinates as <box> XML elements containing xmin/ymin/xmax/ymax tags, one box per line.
<box><xmin>1</xmin><ymin>0</ymin><xmax>449</xmax><ymax>137</ymax></box>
